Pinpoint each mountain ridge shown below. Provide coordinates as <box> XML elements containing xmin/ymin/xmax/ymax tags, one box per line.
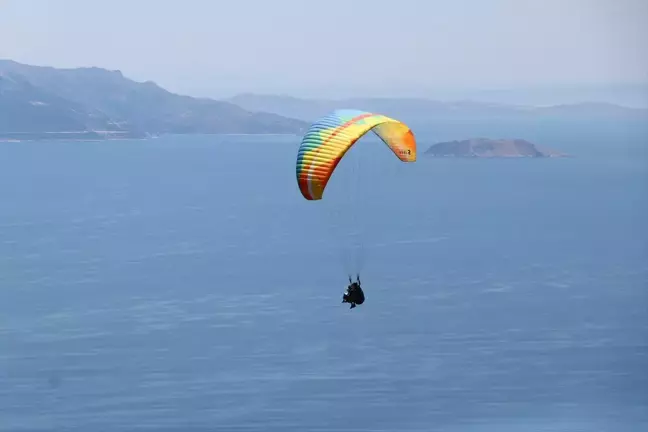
<box><xmin>227</xmin><ymin>93</ymin><xmax>648</xmax><ymax>123</ymax></box>
<box><xmin>0</xmin><ymin>60</ymin><xmax>308</xmax><ymax>140</ymax></box>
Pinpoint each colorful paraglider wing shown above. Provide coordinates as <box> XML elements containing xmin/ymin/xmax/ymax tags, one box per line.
<box><xmin>296</xmin><ymin>109</ymin><xmax>416</xmax><ymax>200</ymax></box>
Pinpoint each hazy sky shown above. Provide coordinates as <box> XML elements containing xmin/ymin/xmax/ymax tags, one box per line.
<box><xmin>0</xmin><ymin>0</ymin><xmax>646</xmax><ymax>98</ymax></box>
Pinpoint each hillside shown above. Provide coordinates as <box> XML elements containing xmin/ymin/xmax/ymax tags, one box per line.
<box><xmin>424</xmin><ymin>138</ymin><xmax>566</xmax><ymax>158</ymax></box>
<box><xmin>0</xmin><ymin>72</ymin><xmax>132</xmax><ymax>139</ymax></box>
<box><xmin>0</xmin><ymin>60</ymin><xmax>307</xmax><ymax>140</ymax></box>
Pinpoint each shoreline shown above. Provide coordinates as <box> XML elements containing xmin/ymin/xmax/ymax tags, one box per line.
<box><xmin>0</xmin><ymin>132</ymin><xmax>302</xmax><ymax>143</ymax></box>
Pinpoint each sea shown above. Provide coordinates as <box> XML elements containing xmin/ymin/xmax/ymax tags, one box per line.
<box><xmin>0</xmin><ymin>119</ymin><xmax>647</xmax><ymax>431</ymax></box>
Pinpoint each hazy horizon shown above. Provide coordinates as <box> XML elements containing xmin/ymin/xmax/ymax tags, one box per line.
<box><xmin>1</xmin><ymin>0</ymin><xmax>647</xmax><ymax>102</ymax></box>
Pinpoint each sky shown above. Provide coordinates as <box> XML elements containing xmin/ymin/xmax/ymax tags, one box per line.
<box><xmin>0</xmin><ymin>0</ymin><xmax>647</xmax><ymax>98</ymax></box>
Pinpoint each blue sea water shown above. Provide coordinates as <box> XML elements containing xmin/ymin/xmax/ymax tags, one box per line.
<box><xmin>0</xmin><ymin>123</ymin><xmax>647</xmax><ymax>431</ymax></box>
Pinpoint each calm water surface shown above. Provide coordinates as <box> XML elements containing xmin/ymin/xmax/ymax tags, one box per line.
<box><xmin>0</xmin><ymin>126</ymin><xmax>647</xmax><ymax>431</ymax></box>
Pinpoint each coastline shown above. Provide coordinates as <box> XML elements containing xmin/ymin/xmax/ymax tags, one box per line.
<box><xmin>0</xmin><ymin>132</ymin><xmax>302</xmax><ymax>143</ymax></box>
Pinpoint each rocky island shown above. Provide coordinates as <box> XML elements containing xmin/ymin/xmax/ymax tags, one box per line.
<box><xmin>424</xmin><ymin>138</ymin><xmax>566</xmax><ymax>158</ymax></box>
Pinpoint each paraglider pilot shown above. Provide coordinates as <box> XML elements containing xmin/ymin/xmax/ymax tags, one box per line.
<box><xmin>342</xmin><ymin>275</ymin><xmax>365</xmax><ymax>309</ymax></box>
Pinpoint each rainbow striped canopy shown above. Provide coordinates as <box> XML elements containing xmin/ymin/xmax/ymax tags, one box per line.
<box><xmin>296</xmin><ymin>109</ymin><xmax>416</xmax><ymax>200</ymax></box>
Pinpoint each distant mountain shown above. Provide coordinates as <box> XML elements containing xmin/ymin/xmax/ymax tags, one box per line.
<box><xmin>444</xmin><ymin>83</ymin><xmax>648</xmax><ymax>109</ymax></box>
<box><xmin>424</xmin><ymin>138</ymin><xmax>566</xmax><ymax>158</ymax></box>
<box><xmin>0</xmin><ymin>60</ymin><xmax>307</xmax><ymax>140</ymax></box>
<box><xmin>228</xmin><ymin>93</ymin><xmax>648</xmax><ymax>124</ymax></box>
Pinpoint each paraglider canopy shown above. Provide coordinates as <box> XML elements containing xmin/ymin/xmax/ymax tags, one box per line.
<box><xmin>296</xmin><ymin>109</ymin><xmax>417</xmax><ymax>201</ymax></box>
